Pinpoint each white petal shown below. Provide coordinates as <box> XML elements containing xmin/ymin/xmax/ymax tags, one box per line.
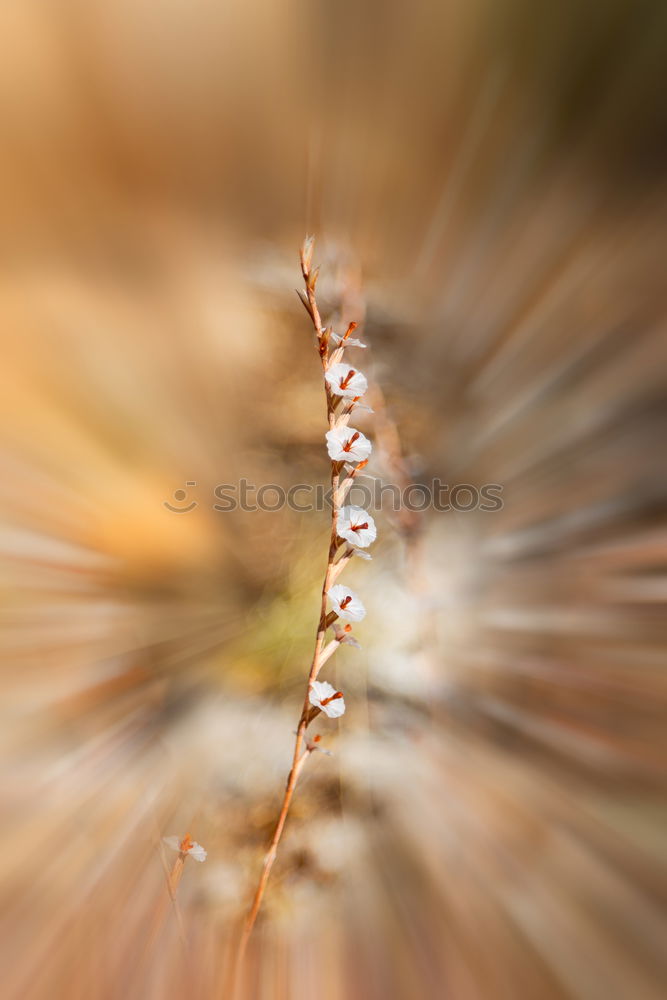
<box><xmin>163</xmin><ymin>836</ymin><xmax>181</xmax><ymax>852</ymax></box>
<box><xmin>354</xmin><ymin>523</ymin><xmax>377</xmax><ymax>547</ymax></box>
<box><xmin>322</xmin><ymin>695</ymin><xmax>346</xmax><ymax>718</ymax></box>
<box><xmin>309</xmin><ymin>680</ymin><xmax>336</xmax><ymax>706</ymax></box>
<box><xmin>327</xmin><ymin>583</ymin><xmax>346</xmax><ymax>603</ymax></box>
<box><xmin>188</xmin><ymin>843</ymin><xmax>207</xmax><ymax>862</ymax></box>
<box><xmin>325</xmin><ymin>428</ymin><xmax>346</xmax><ymax>460</ymax></box>
<box><xmin>326</xmin><ymin>426</ymin><xmax>345</xmax><ymax>442</ymax></box>
<box><xmin>329</xmin><ymin>332</ymin><xmax>367</xmax><ymax>348</ymax></box>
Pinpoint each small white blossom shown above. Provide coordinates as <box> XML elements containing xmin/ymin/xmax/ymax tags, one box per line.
<box><xmin>328</xmin><ymin>583</ymin><xmax>366</xmax><ymax>622</ymax></box>
<box><xmin>337</xmin><ymin>505</ymin><xmax>377</xmax><ymax>548</ymax></box>
<box><xmin>306</xmin><ymin>734</ymin><xmax>333</xmax><ymax>756</ymax></box>
<box><xmin>325</xmin><ymin>364</ymin><xmax>368</xmax><ymax>399</ymax></box>
<box><xmin>333</xmin><ymin>624</ymin><xmax>362</xmax><ymax>649</ymax></box>
<box><xmin>309</xmin><ymin>680</ymin><xmax>346</xmax><ymax>718</ymax></box>
<box><xmin>325</xmin><ymin>426</ymin><xmax>372</xmax><ymax>463</ymax></box>
<box><xmin>163</xmin><ymin>834</ymin><xmax>207</xmax><ymax>862</ymax></box>
<box><xmin>330</xmin><ymin>331</ymin><xmax>367</xmax><ymax>348</ymax></box>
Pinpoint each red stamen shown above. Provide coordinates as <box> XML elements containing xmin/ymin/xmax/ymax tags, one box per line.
<box><xmin>352</xmin><ymin>522</ymin><xmax>369</xmax><ymax>532</ymax></box>
<box><xmin>321</xmin><ymin>691</ymin><xmax>343</xmax><ymax>706</ymax></box>
<box><xmin>341</xmin><ymin>432</ymin><xmax>360</xmax><ymax>452</ymax></box>
<box><xmin>343</xmin><ymin>322</ymin><xmax>358</xmax><ymax>341</ymax></box>
<box><xmin>343</xmin><ymin>624</ymin><xmax>352</xmax><ymax>633</ymax></box>
<box><xmin>180</xmin><ymin>833</ymin><xmax>193</xmax><ymax>853</ymax></box>
<box><xmin>340</xmin><ymin>595</ymin><xmax>352</xmax><ymax>609</ymax></box>
<box><xmin>313</xmin><ymin>734</ymin><xmax>321</xmax><ymax>743</ymax></box>
<box><xmin>339</xmin><ymin>369</ymin><xmax>356</xmax><ymax>390</ymax></box>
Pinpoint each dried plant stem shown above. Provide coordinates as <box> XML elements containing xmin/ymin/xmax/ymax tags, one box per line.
<box><xmin>147</xmin><ymin>839</ymin><xmax>189</xmax><ymax>955</ymax></box>
<box><xmin>236</xmin><ymin>243</ymin><xmax>345</xmax><ymax>968</ymax></box>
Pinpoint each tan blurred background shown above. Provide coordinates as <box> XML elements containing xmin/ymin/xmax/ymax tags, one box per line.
<box><xmin>1</xmin><ymin>0</ymin><xmax>666</xmax><ymax>997</ymax></box>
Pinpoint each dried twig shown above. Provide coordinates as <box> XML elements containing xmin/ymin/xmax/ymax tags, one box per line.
<box><xmin>236</xmin><ymin>238</ymin><xmax>377</xmax><ymax>968</ymax></box>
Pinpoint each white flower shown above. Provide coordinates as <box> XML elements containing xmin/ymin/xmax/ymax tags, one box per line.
<box><xmin>325</xmin><ymin>364</ymin><xmax>368</xmax><ymax>399</ymax></box>
<box><xmin>309</xmin><ymin>680</ymin><xmax>346</xmax><ymax>718</ymax></box>
<box><xmin>337</xmin><ymin>505</ymin><xmax>377</xmax><ymax>548</ymax></box>
<box><xmin>325</xmin><ymin>426</ymin><xmax>372</xmax><ymax>463</ymax></box>
<box><xmin>163</xmin><ymin>834</ymin><xmax>207</xmax><ymax>862</ymax></box>
<box><xmin>328</xmin><ymin>583</ymin><xmax>366</xmax><ymax>622</ymax></box>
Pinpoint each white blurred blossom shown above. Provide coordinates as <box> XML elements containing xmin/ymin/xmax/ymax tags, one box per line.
<box><xmin>325</xmin><ymin>364</ymin><xmax>368</xmax><ymax>399</ymax></box>
<box><xmin>163</xmin><ymin>834</ymin><xmax>207</xmax><ymax>862</ymax></box>
<box><xmin>337</xmin><ymin>505</ymin><xmax>377</xmax><ymax>548</ymax></box>
<box><xmin>328</xmin><ymin>583</ymin><xmax>366</xmax><ymax>621</ymax></box>
<box><xmin>309</xmin><ymin>680</ymin><xmax>346</xmax><ymax>718</ymax></box>
<box><xmin>325</xmin><ymin>426</ymin><xmax>372</xmax><ymax>462</ymax></box>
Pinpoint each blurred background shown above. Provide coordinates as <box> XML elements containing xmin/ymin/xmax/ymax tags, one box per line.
<box><xmin>1</xmin><ymin>0</ymin><xmax>666</xmax><ymax>997</ymax></box>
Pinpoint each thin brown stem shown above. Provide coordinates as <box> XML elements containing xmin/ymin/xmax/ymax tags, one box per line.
<box><xmin>235</xmin><ymin>241</ymin><xmax>345</xmax><ymax>973</ymax></box>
